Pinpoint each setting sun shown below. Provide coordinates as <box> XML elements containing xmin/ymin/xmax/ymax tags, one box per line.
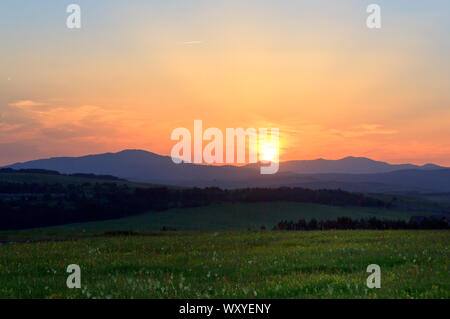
<box><xmin>260</xmin><ymin>144</ymin><xmax>278</xmax><ymax>162</ymax></box>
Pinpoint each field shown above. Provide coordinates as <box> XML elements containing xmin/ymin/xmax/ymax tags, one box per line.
<box><xmin>1</xmin><ymin>174</ymin><xmax>449</xmax><ymax>299</ymax></box>
<box><xmin>46</xmin><ymin>202</ymin><xmax>439</xmax><ymax>232</ymax></box>
<box><xmin>0</xmin><ymin>230</ymin><xmax>448</xmax><ymax>299</ymax></box>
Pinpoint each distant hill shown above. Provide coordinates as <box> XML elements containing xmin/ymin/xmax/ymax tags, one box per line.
<box><xmin>5</xmin><ymin>149</ymin><xmax>450</xmax><ymax>192</ymax></box>
<box><xmin>279</xmin><ymin>156</ymin><xmax>443</xmax><ymax>174</ymax></box>
<box><xmin>286</xmin><ymin>169</ymin><xmax>450</xmax><ymax>193</ymax></box>
<box><xmin>6</xmin><ymin>150</ymin><xmax>258</xmax><ymax>185</ymax></box>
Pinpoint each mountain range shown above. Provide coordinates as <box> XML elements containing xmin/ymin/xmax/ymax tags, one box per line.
<box><xmin>5</xmin><ymin>149</ymin><xmax>450</xmax><ymax>192</ymax></box>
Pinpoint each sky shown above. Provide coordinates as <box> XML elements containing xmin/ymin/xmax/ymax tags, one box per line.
<box><xmin>1</xmin><ymin>0</ymin><xmax>449</xmax><ymax>166</ymax></box>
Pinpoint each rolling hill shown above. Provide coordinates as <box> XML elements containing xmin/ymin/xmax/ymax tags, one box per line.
<box><xmin>45</xmin><ymin>202</ymin><xmax>439</xmax><ymax>232</ymax></box>
<box><xmin>5</xmin><ymin>149</ymin><xmax>450</xmax><ymax>192</ymax></box>
<box><xmin>279</xmin><ymin>156</ymin><xmax>442</xmax><ymax>174</ymax></box>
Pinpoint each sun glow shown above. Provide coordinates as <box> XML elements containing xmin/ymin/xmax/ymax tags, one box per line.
<box><xmin>259</xmin><ymin>144</ymin><xmax>278</xmax><ymax>162</ymax></box>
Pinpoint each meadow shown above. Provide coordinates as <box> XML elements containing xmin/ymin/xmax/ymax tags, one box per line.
<box><xmin>0</xmin><ymin>230</ymin><xmax>448</xmax><ymax>299</ymax></box>
<box><xmin>1</xmin><ymin>173</ymin><xmax>448</xmax><ymax>299</ymax></box>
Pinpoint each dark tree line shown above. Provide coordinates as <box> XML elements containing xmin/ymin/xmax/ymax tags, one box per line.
<box><xmin>156</xmin><ymin>187</ymin><xmax>386</xmax><ymax>208</ymax></box>
<box><xmin>273</xmin><ymin>216</ymin><xmax>450</xmax><ymax>231</ymax></box>
<box><xmin>0</xmin><ymin>182</ymin><xmax>67</xmax><ymax>194</ymax></box>
<box><xmin>0</xmin><ymin>179</ymin><xmax>395</xmax><ymax>230</ymax></box>
<box><xmin>0</xmin><ymin>168</ymin><xmax>124</xmax><ymax>181</ymax></box>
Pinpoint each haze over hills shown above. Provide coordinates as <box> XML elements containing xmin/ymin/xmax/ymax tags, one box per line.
<box><xmin>279</xmin><ymin>156</ymin><xmax>442</xmax><ymax>174</ymax></box>
<box><xmin>6</xmin><ymin>150</ymin><xmax>257</xmax><ymax>185</ymax></box>
<box><xmin>5</xmin><ymin>149</ymin><xmax>450</xmax><ymax>192</ymax></box>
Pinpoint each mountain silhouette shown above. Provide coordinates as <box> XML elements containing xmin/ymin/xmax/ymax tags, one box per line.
<box><xmin>5</xmin><ymin>149</ymin><xmax>450</xmax><ymax>192</ymax></box>
<box><xmin>6</xmin><ymin>150</ymin><xmax>258</xmax><ymax>185</ymax></box>
<box><xmin>279</xmin><ymin>156</ymin><xmax>442</xmax><ymax>174</ymax></box>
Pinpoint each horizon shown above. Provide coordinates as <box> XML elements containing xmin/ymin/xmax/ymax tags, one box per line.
<box><xmin>1</xmin><ymin>1</ymin><xmax>449</xmax><ymax>166</ymax></box>
<box><xmin>2</xmin><ymin>148</ymin><xmax>448</xmax><ymax>168</ymax></box>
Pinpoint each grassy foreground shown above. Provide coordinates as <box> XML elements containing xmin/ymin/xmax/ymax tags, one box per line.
<box><xmin>0</xmin><ymin>230</ymin><xmax>448</xmax><ymax>299</ymax></box>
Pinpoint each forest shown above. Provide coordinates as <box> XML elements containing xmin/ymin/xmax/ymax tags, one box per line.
<box><xmin>0</xmin><ymin>178</ymin><xmax>386</xmax><ymax>230</ymax></box>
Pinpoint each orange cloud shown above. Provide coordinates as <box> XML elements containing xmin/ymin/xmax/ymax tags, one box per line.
<box><xmin>328</xmin><ymin>124</ymin><xmax>397</xmax><ymax>138</ymax></box>
<box><xmin>8</xmin><ymin>100</ymin><xmax>46</xmax><ymax>107</ymax></box>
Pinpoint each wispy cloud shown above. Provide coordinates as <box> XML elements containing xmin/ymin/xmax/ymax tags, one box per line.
<box><xmin>181</xmin><ymin>40</ymin><xmax>203</xmax><ymax>45</ymax></box>
<box><xmin>1</xmin><ymin>100</ymin><xmax>152</xmax><ymax>153</ymax></box>
<box><xmin>8</xmin><ymin>100</ymin><xmax>46</xmax><ymax>107</ymax></box>
<box><xmin>328</xmin><ymin>124</ymin><xmax>397</xmax><ymax>138</ymax></box>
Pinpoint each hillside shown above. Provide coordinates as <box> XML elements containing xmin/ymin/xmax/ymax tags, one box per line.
<box><xmin>6</xmin><ymin>150</ymin><xmax>258</xmax><ymax>185</ymax></box>
<box><xmin>0</xmin><ymin>169</ymin><xmax>155</xmax><ymax>188</ymax></box>
<box><xmin>5</xmin><ymin>150</ymin><xmax>450</xmax><ymax>192</ymax></box>
<box><xmin>279</xmin><ymin>156</ymin><xmax>442</xmax><ymax>174</ymax></box>
<box><xmin>45</xmin><ymin>202</ymin><xmax>439</xmax><ymax>232</ymax></box>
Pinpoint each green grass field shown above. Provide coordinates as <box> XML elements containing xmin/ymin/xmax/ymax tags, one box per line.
<box><xmin>0</xmin><ymin>230</ymin><xmax>448</xmax><ymax>299</ymax></box>
<box><xmin>44</xmin><ymin>202</ymin><xmax>439</xmax><ymax>232</ymax></box>
<box><xmin>0</xmin><ymin>185</ymin><xmax>448</xmax><ymax>299</ymax></box>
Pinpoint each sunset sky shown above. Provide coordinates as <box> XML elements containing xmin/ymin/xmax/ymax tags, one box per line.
<box><xmin>1</xmin><ymin>0</ymin><xmax>449</xmax><ymax>166</ymax></box>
